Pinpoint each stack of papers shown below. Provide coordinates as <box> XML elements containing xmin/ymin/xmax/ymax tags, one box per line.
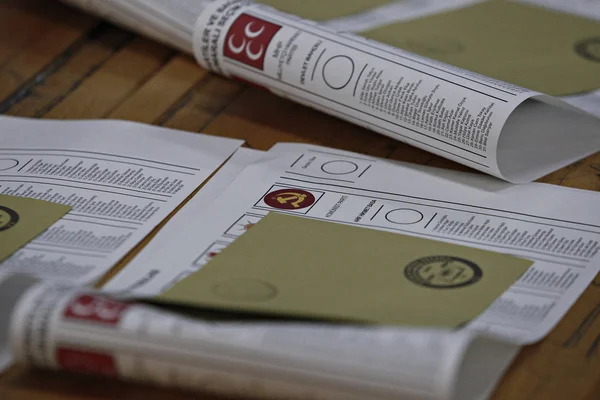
<box><xmin>0</xmin><ymin>116</ymin><xmax>242</xmax><ymax>283</ymax></box>
<box><xmin>2</xmin><ymin>135</ymin><xmax>599</xmax><ymax>399</ymax></box>
<box><xmin>59</xmin><ymin>0</ymin><xmax>600</xmax><ymax>184</ymax></box>
<box><xmin>61</xmin><ymin>0</ymin><xmax>600</xmax><ymax>118</ymax></box>
<box><xmin>1</xmin><ymin>0</ymin><xmax>599</xmax><ymax>398</ymax></box>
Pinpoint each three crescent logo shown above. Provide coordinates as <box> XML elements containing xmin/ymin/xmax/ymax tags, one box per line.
<box><xmin>223</xmin><ymin>14</ymin><xmax>281</xmax><ymax>70</ymax></box>
<box><xmin>227</xmin><ymin>23</ymin><xmax>265</xmax><ymax>61</ymax></box>
<box><xmin>245</xmin><ymin>21</ymin><xmax>265</xmax><ymax>38</ymax></box>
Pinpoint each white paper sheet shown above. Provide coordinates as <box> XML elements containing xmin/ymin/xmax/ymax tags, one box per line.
<box><xmin>192</xmin><ymin>0</ymin><xmax>600</xmax><ymax>183</ymax></box>
<box><xmin>4</xmin><ymin>276</ymin><xmax>518</xmax><ymax>400</ymax></box>
<box><xmin>106</xmin><ymin>147</ymin><xmax>266</xmax><ymax>294</ymax></box>
<box><xmin>61</xmin><ymin>0</ymin><xmax>600</xmax><ymax>182</ymax></box>
<box><xmin>106</xmin><ymin>142</ymin><xmax>600</xmax><ymax>344</ymax></box>
<box><xmin>0</xmin><ymin>116</ymin><xmax>243</xmax><ymax>284</ymax></box>
<box><xmin>562</xmin><ymin>90</ymin><xmax>600</xmax><ymax>119</ymax></box>
<box><xmin>61</xmin><ymin>0</ymin><xmax>210</xmax><ymax>52</ymax></box>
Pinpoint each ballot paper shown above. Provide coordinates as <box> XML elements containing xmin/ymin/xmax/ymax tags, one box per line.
<box><xmin>158</xmin><ymin>213</ymin><xmax>532</xmax><ymax>328</ymax></box>
<box><xmin>563</xmin><ymin>89</ymin><xmax>600</xmax><ymax>119</ymax></box>
<box><xmin>0</xmin><ymin>274</ymin><xmax>520</xmax><ymax>400</ymax></box>
<box><xmin>0</xmin><ymin>196</ymin><xmax>71</xmax><ymax>262</ymax></box>
<box><xmin>105</xmin><ymin>143</ymin><xmax>600</xmax><ymax>344</ymax></box>
<box><xmin>193</xmin><ymin>0</ymin><xmax>600</xmax><ymax>183</ymax></box>
<box><xmin>0</xmin><ymin>116</ymin><xmax>242</xmax><ymax>284</ymax></box>
<box><xmin>60</xmin><ymin>0</ymin><xmax>209</xmax><ymax>52</ymax></box>
<box><xmin>61</xmin><ymin>0</ymin><xmax>600</xmax><ymax>183</ymax></box>
<box><xmin>106</xmin><ymin>147</ymin><xmax>266</xmax><ymax>293</ymax></box>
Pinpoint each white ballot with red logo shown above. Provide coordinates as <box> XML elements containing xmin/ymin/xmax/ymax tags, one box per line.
<box><xmin>192</xmin><ymin>0</ymin><xmax>600</xmax><ymax>183</ymax></box>
<box><xmin>61</xmin><ymin>0</ymin><xmax>600</xmax><ymax>183</ymax></box>
<box><xmin>1</xmin><ymin>275</ymin><xmax>519</xmax><ymax>400</ymax></box>
<box><xmin>0</xmin><ymin>116</ymin><xmax>242</xmax><ymax>284</ymax></box>
<box><xmin>106</xmin><ymin>142</ymin><xmax>600</xmax><ymax>345</ymax></box>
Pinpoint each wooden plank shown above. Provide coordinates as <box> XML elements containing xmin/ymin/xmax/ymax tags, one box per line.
<box><xmin>4</xmin><ymin>26</ymin><xmax>133</xmax><ymax>118</ymax></box>
<box><xmin>539</xmin><ymin>152</ymin><xmax>600</xmax><ymax>190</ymax></box>
<box><xmin>204</xmin><ymin>87</ymin><xmax>401</xmax><ymax>157</ymax></box>
<box><xmin>158</xmin><ymin>73</ymin><xmax>245</xmax><ymax>132</ymax></box>
<box><xmin>107</xmin><ymin>55</ymin><xmax>207</xmax><ymax>124</ymax></box>
<box><xmin>43</xmin><ymin>37</ymin><xmax>174</xmax><ymax>119</ymax></box>
<box><xmin>0</xmin><ymin>0</ymin><xmax>56</xmax><ymax>65</ymax></box>
<box><xmin>0</xmin><ymin>0</ymin><xmax>97</xmax><ymax>102</ymax></box>
<box><xmin>0</xmin><ymin>366</ymin><xmax>223</xmax><ymax>400</ymax></box>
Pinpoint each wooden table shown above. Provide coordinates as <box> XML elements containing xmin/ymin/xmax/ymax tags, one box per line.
<box><xmin>1</xmin><ymin>1</ymin><xmax>600</xmax><ymax>399</ymax></box>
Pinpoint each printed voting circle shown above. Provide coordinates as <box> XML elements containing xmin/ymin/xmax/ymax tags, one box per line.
<box><xmin>385</xmin><ymin>208</ymin><xmax>424</xmax><ymax>225</ymax></box>
<box><xmin>322</xmin><ymin>55</ymin><xmax>355</xmax><ymax>90</ymax></box>
<box><xmin>320</xmin><ymin>160</ymin><xmax>360</xmax><ymax>175</ymax></box>
<box><xmin>0</xmin><ymin>158</ymin><xmax>19</xmax><ymax>171</ymax></box>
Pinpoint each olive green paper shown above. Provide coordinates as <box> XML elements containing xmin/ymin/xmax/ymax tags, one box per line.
<box><xmin>0</xmin><ymin>195</ymin><xmax>71</xmax><ymax>262</ymax></box>
<box><xmin>157</xmin><ymin>213</ymin><xmax>532</xmax><ymax>328</ymax></box>
<box><xmin>258</xmin><ymin>0</ymin><xmax>395</xmax><ymax>21</ymax></box>
<box><xmin>361</xmin><ymin>0</ymin><xmax>600</xmax><ymax>96</ymax></box>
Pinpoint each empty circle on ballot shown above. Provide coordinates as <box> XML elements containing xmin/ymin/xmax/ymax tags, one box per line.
<box><xmin>320</xmin><ymin>160</ymin><xmax>359</xmax><ymax>175</ymax></box>
<box><xmin>0</xmin><ymin>158</ymin><xmax>19</xmax><ymax>171</ymax></box>
<box><xmin>385</xmin><ymin>208</ymin><xmax>424</xmax><ymax>225</ymax></box>
<box><xmin>322</xmin><ymin>55</ymin><xmax>355</xmax><ymax>90</ymax></box>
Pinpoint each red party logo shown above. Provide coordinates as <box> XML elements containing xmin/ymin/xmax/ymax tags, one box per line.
<box><xmin>63</xmin><ymin>294</ymin><xmax>129</xmax><ymax>326</ymax></box>
<box><xmin>56</xmin><ymin>348</ymin><xmax>118</xmax><ymax>377</ymax></box>
<box><xmin>263</xmin><ymin>189</ymin><xmax>316</xmax><ymax>210</ymax></box>
<box><xmin>224</xmin><ymin>13</ymin><xmax>281</xmax><ymax>70</ymax></box>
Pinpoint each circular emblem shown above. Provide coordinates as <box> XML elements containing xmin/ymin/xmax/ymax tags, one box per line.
<box><xmin>404</xmin><ymin>256</ymin><xmax>482</xmax><ymax>289</ymax></box>
<box><xmin>212</xmin><ymin>279</ymin><xmax>278</xmax><ymax>302</ymax></box>
<box><xmin>574</xmin><ymin>37</ymin><xmax>600</xmax><ymax>62</ymax></box>
<box><xmin>263</xmin><ymin>189</ymin><xmax>316</xmax><ymax>210</ymax></box>
<box><xmin>0</xmin><ymin>206</ymin><xmax>19</xmax><ymax>232</ymax></box>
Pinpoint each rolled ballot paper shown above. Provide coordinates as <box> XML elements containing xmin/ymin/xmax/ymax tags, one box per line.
<box><xmin>61</xmin><ymin>0</ymin><xmax>600</xmax><ymax>182</ymax></box>
<box><xmin>0</xmin><ymin>275</ymin><xmax>519</xmax><ymax>400</ymax></box>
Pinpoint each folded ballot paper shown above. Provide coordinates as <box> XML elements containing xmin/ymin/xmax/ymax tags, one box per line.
<box><xmin>0</xmin><ymin>196</ymin><xmax>71</xmax><ymax>262</ymax></box>
<box><xmin>61</xmin><ymin>0</ymin><xmax>600</xmax><ymax>183</ymax></box>
<box><xmin>0</xmin><ymin>273</ymin><xmax>520</xmax><ymax>400</ymax></box>
<box><xmin>3</xmin><ymin>143</ymin><xmax>599</xmax><ymax>400</ymax></box>
<box><xmin>0</xmin><ymin>116</ymin><xmax>243</xmax><ymax>284</ymax></box>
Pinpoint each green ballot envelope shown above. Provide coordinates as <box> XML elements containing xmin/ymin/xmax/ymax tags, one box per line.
<box><xmin>361</xmin><ymin>0</ymin><xmax>600</xmax><ymax>96</ymax></box>
<box><xmin>0</xmin><ymin>195</ymin><xmax>71</xmax><ymax>262</ymax></box>
<box><xmin>259</xmin><ymin>0</ymin><xmax>395</xmax><ymax>20</ymax></box>
<box><xmin>157</xmin><ymin>213</ymin><xmax>532</xmax><ymax>328</ymax></box>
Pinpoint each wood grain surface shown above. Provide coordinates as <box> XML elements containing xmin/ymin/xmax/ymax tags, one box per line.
<box><xmin>1</xmin><ymin>1</ymin><xmax>599</xmax><ymax>399</ymax></box>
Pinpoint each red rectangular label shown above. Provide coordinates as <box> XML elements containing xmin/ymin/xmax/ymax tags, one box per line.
<box><xmin>63</xmin><ymin>294</ymin><xmax>129</xmax><ymax>326</ymax></box>
<box><xmin>56</xmin><ymin>347</ymin><xmax>118</xmax><ymax>377</ymax></box>
<box><xmin>223</xmin><ymin>13</ymin><xmax>281</xmax><ymax>70</ymax></box>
